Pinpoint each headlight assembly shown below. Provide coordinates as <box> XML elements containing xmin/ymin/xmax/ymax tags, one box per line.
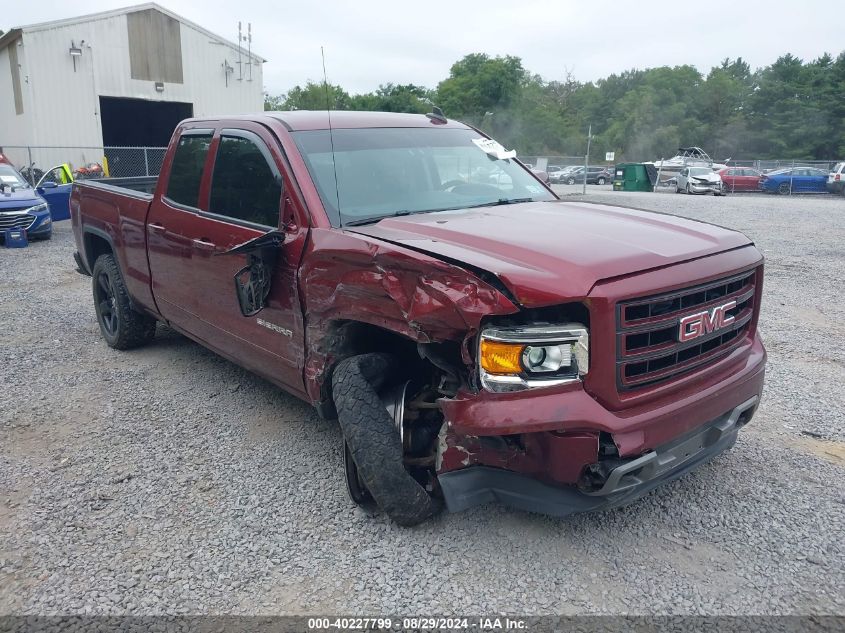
<box><xmin>24</xmin><ymin>203</ymin><xmax>49</xmax><ymax>214</ymax></box>
<box><xmin>478</xmin><ymin>324</ymin><xmax>589</xmax><ymax>392</ymax></box>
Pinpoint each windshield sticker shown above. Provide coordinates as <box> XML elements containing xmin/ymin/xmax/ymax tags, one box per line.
<box><xmin>1</xmin><ymin>176</ymin><xmax>18</xmax><ymax>183</ymax></box>
<box><xmin>472</xmin><ymin>138</ymin><xmax>517</xmax><ymax>160</ymax></box>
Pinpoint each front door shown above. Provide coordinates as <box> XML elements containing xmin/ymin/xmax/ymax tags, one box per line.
<box><xmin>174</xmin><ymin>126</ymin><xmax>307</xmax><ymax>396</ymax></box>
<box><xmin>36</xmin><ymin>165</ymin><xmax>73</xmax><ymax>220</ymax></box>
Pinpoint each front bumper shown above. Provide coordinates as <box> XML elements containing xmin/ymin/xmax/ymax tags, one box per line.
<box><xmin>439</xmin><ymin>396</ymin><xmax>759</xmax><ymax>517</ymax></box>
<box><xmin>688</xmin><ymin>182</ymin><xmax>722</xmax><ymax>194</ymax></box>
<box><xmin>27</xmin><ymin>211</ymin><xmax>52</xmax><ymax>236</ymax></box>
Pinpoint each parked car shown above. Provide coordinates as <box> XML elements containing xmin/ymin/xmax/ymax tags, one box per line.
<box><xmin>0</xmin><ymin>163</ymin><xmax>52</xmax><ymax>240</ymax></box>
<box><xmin>676</xmin><ymin>167</ymin><xmax>724</xmax><ymax>195</ymax></box>
<box><xmin>71</xmin><ymin>110</ymin><xmax>765</xmax><ymax>526</ymax></box>
<box><xmin>36</xmin><ymin>164</ymin><xmax>74</xmax><ymax>221</ymax></box>
<box><xmin>563</xmin><ymin>166</ymin><xmax>612</xmax><ymax>185</ymax></box>
<box><xmin>529</xmin><ymin>167</ymin><xmax>550</xmax><ymax>185</ymax></box>
<box><xmin>718</xmin><ymin>167</ymin><xmax>763</xmax><ymax>192</ymax></box>
<box><xmin>826</xmin><ymin>162</ymin><xmax>845</xmax><ymax>195</ymax></box>
<box><xmin>760</xmin><ymin>167</ymin><xmax>829</xmax><ymax>194</ymax></box>
<box><xmin>549</xmin><ymin>165</ymin><xmax>579</xmax><ymax>183</ymax></box>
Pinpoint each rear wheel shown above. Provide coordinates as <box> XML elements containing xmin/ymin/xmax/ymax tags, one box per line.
<box><xmin>567</xmin><ymin>178</ymin><xmax>576</xmax><ymax>185</ymax></box>
<box><xmin>597</xmin><ymin>177</ymin><xmax>606</xmax><ymax>185</ymax></box>
<box><xmin>332</xmin><ymin>353</ymin><xmax>441</xmax><ymax>526</ymax></box>
<box><xmin>778</xmin><ymin>182</ymin><xmax>791</xmax><ymax>195</ymax></box>
<box><xmin>92</xmin><ymin>254</ymin><xmax>157</xmax><ymax>350</ymax></box>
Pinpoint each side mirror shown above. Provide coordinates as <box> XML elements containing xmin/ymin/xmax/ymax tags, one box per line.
<box><xmin>217</xmin><ymin>230</ymin><xmax>285</xmax><ymax>317</ymax></box>
<box><xmin>233</xmin><ymin>259</ymin><xmax>272</xmax><ymax>317</ymax></box>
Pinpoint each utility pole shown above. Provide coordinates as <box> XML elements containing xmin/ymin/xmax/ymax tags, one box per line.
<box><xmin>583</xmin><ymin>124</ymin><xmax>593</xmax><ymax>195</ymax></box>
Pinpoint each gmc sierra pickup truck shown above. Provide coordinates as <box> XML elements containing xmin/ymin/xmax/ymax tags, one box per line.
<box><xmin>71</xmin><ymin>111</ymin><xmax>766</xmax><ymax>526</ymax></box>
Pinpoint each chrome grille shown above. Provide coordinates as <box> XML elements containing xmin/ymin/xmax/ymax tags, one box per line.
<box><xmin>0</xmin><ymin>212</ymin><xmax>35</xmax><ymax>231</ymax></box>
<box><xmin>616</xmin><ymin>271</ymin><xmax>756</xmax><ymax>390</ymax></box>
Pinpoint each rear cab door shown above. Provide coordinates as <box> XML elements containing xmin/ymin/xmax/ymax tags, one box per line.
<box><xmin>147</xmin><ymin>121</ymin><xmax>309</xmax><ymax>396</ymax></box>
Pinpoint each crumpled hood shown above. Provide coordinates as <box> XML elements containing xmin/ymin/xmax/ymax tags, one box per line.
<box><xmin>691</xmin><ymin>174</ymin><xmax>721</xmax><ymax>184</ymax></box>
<box><xmin>348</xmin><ymin>201</ymin><xmax>752</xmax><ymax>306</ymax></box>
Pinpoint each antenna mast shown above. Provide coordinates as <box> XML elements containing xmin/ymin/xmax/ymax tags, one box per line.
<box><xmin>321</xmin><ymin>47</ymin><xmax>341</xmax><ymax>219</ymax></box>
<box><xmin>247</xmin><ymin>23</ymin><xmax>253</xmax><ymax>81</ymax></box>
<box><xmin>237</xmin><ymin>21</ymin><xmax>243</xmax><ymax>81</ymax></box>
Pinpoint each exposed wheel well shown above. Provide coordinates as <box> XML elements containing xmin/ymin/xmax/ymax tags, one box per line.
<box><xmin>316</xmin><ymin>320</ymin><xmax>462</xmax><ymax>419</ymax></box>
<box><xmin>84</xmin><ymin>232</ymin><xmax>114</xmax><ymax>271</ymax></box>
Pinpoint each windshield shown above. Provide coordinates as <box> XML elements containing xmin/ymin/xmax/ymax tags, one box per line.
<box><xmin>689</xmin><ymin>168</ymin><xmax>714</xmax><ymax>176</ymax></box>
<box><xmin>0</xmin><ymin>164</ymin><xmax>29</xmax><ymax>189</ymax></box>
<box><xmin>292</xmin><ymin>127</ymin><xmax>555</xmax><ymax>227</ymax></box>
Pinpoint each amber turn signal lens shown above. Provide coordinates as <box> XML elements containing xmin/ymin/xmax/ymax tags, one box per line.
<box><xmin>479</xmin><ymin>339</ymin><xmax>524</xmax><ymax>374</ymax></box>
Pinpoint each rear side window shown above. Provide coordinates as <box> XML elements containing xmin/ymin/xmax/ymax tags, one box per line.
<box><xmin>209</xmin><ymin>133</ymin><xmax>281</xmax><ymax>228</ymax></box>
<box><xmin>166</xmin><ymin>132</ymin><xmax>212</xmax><ymax>208</ymax></box>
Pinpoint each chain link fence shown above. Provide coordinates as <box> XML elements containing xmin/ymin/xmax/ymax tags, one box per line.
<box><xmin>522</xmin><ymin>156</ymin><xmax>597</xmax><ymax>170</ymax></box>
<box><xmin>0</xmin><ymin>145</ymin><xmax>167</xmax><ymax>185</ymax></box>
<box><xmin>524</xmin><ymin>153</ymin><xmax>840</xmax><ymax>194</ymax></box>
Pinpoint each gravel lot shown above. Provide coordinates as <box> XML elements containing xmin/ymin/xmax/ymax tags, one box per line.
<box><xmin>1</xmin><ymin>191</ymin><xmax>844</xmax><ymax>616</ymax></box>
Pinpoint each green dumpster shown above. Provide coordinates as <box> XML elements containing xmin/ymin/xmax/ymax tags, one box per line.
<box><xmin>612</xmin><ymin>163</ymin><xmax>658</xmax><ymax>192</ymax></box>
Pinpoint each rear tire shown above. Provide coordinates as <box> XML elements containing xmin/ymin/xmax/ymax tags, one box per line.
<box><xmin>92</xmin><ymin>254</ymin><xmax>157</xmax><ymax>350</ymax></box>
<box><xmin>778</xmin><ymin>182</ymin><xmax>791</xmax><ymax>195</ymax></box>
<box><xmin>597</xmin><ymin>177</ymin><xmax>606</xmax><ymax>185</ymax></box>
<box><xmin>332</xmin><ymin>353</ymin><xmax>440</xmax><ymax>527</ymax></box>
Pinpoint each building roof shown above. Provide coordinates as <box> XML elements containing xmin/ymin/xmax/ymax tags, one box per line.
<box><xmin>0</xmin><ymin>3</ymin><xmax>266</xmax><ymax>62</ymax></box>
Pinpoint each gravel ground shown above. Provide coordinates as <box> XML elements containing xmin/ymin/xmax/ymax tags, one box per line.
<box><xmin>1</xmin><ymin>191</ymin><xmax>844</xmax><ymax>616</ymax></box>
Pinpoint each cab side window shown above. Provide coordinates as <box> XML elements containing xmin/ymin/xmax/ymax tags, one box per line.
<box><xmin>166</xmin><ymin>132</ymin><xmax>212</xmax><ymax>208</ymax></box>
<box><xmin>209</xmin><ymin>133</ymin><xmax>282</xmax><ymax>228</ymax></box>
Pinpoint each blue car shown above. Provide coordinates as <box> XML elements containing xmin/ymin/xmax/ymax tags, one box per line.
<box><xmin>0</xmin><ymin>163</ymin><xmax>52</xmax><ymax>240</ymax></box>
<box><xmin>760</xmin><ymin>167</ymin><xmax>829</xmax><ymax>194</ymax></box>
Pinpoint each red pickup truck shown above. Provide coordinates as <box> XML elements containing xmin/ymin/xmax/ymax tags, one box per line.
<box><xmin>71</xmin><ymin>111</ymin><xmax>766</xmax><ymax>526</ymax></box>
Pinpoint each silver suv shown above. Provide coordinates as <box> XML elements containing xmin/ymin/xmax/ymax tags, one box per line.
<box><xmin>827</xmin><ymin>162</ymin><xmax>845</xmax><ymax>195</ymax></box>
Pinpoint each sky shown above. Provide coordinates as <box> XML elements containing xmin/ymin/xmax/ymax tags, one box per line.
<box><xmin>5</xmin><ymin>0</ymin><xmax>842</xmax><ymax>96</ymax></box>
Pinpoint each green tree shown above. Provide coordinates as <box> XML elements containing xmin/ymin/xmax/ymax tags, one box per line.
<box><xmin>350</xmin><ymin>83</ymin><xmax>433</xmax><ymax>113</ymax></box>
<box><xmin>436</xmin><ymin>54</ymin><xmax>526</xmax><ymax>125</ymax></box>
<box><xmin>271</xmin><ymin>81</ymin><xmax>352</xmax><ymax>111</ymax></box>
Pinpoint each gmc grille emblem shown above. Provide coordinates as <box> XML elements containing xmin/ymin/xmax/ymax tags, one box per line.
<box><xmin>678</xmin><ymin>300</ymin><xmax>737</xmax><ymax>342</ymax></box>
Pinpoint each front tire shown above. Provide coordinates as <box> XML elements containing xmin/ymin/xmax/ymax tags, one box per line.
<box><xmin>332</xmin><ymin>353</ymin><xmax>440</xmax><ymax>526</ymax></box>
<box><xmin>91</xmin><ymin>254</ymin><xmax>157</xmax><ymax>350</ymax></box>
<box><xmin>778</xmin><ymin>182</ymin><xmax>791</xmax><ymax>195</ymax></box>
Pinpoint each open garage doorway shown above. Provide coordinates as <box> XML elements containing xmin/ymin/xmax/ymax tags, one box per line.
<box><xmin>99</xmin><ymin>96</ymin><xmax>193</xmax><ymax>176</ymax></box>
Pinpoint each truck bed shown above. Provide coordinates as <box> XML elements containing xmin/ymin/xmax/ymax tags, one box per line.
<box><xmin>74</xmin><ymin>176</ymin><xmax>158</xmax><ymax>198</ymax></box>
<box><xmin>71</xmin><ymin>176</ymin><xmax>159</xmax><ymax>316</ymax></box>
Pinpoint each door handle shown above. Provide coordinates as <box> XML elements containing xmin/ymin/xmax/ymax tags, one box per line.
<box><xmin>148</xmin><ymin>222</ymin><xmax>165</xmax><ymax>233</ymax></box>
<box><xmin>191</xmin><ymin>237</ymin><xmax>217</xmax><ymax>252</ymax></box>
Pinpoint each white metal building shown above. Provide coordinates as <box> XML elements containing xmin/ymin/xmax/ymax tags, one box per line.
<box><xmin>0</xmin><ymin>3</ymin><xmax>265</xmax><ymax>170</ymax></box>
